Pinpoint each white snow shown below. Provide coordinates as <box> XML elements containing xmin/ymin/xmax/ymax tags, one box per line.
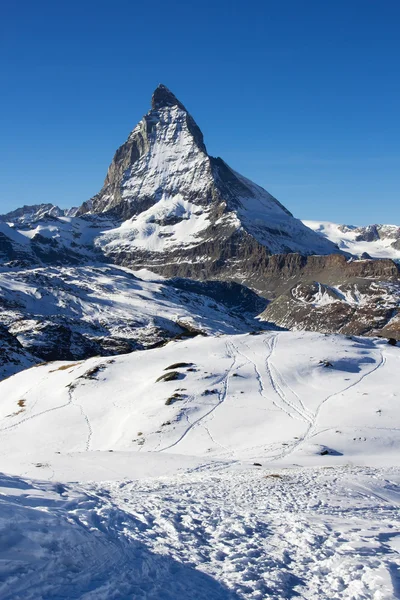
<box><xmin>97</xmin><ymin>198</ymin><xmax>212</xmax><ymax>253</ymax></box>
<box><xmin>230</xmin><ymin>171</ymin><xmax>340</xmax><ymax>256</ymax></box>
<box><xmin>95</xmin><ymin>105</ymin><xmax>217</xmax><ymax>254</ymax></box>
<box><xmin>0</xmin><ymin>331</ymin><xmax>398</xmax><ymax>468</ymax></box>
<box><xmin>0</xmin><ymin>265</ymin><xmax>261</xmax><ymax>347</ymax></box>
<box><xmin>304</xmin><ymin>220</ymin><xmax>400</xmax><ymax>261</ymax></box>
<box><xmin>0</xmin><ymin>330</ymin><xmax>399</xmax><ymax>597</ymax></box>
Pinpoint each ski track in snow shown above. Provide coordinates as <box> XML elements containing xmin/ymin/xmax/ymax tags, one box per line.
<box><xmin>263</xmin><ymin>341</ymin><xmax>388</xmax><ymax>463</ymax></box>
<box><xmin>147</xmin><ymin>333</ymin><xmax>396</xmax><ymax>463</ymax></box>
<box><xmin>0</xmin><ymin>373</ymin><xmax>94</xmax><ymax>452</ymax></box>
<box><xmin>156</xmin><ymin>340</ymin><xmax>238</xmax><ymax>453</ymax></box>
<box><xmin>233</xmin><ymin>336</ymin><xmax>294</xmax><ymax>421</ymax></box>
<box><xmin>295</xmin><ymin>347</ymin><xmax>387</xmax><ymax>456</ymax></box>
<box><xmin>264</xmin><ymin>335</ymin><xmax>313</xmax><ymax>424</ymax></box>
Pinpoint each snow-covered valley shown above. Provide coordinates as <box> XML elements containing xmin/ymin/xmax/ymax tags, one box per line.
<box><xmin>0</xmin><ymin>331</ymin><xmax>399</xmax><ymax>599</ymax></box>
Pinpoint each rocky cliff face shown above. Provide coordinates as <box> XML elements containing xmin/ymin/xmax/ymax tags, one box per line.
<box><xmin>257</xmin><ymin>253</ymin><xmax>400</xmax><ymax>339</ymax></box>
<box><xmin>260</xmin><ymin>279</ymin><xmax>400</xmax><ymax>340</ymax></box>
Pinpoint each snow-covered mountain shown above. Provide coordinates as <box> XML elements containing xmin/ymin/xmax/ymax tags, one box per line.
<box><xmin>0</xmin><ymin>203</ymin><xmax>78</xmax><ymax>224</ymax></box>
<box><xmin>0</xmin><ymin>87</ymin><xmax>341</xmax><ymax>279</ymax></box>
<box><xmin>304</xmin><ymin>220</ymin><xmax>400</xmax><ymax>261</ymax></box>
<box><xmin>0</xmin><ymin>86</ymin><xmax>399</xmax><ymax>361</ymax></box>
<box><xmin>76</xmin><ymin>84</ymin><xmax>339</xmax><ymax>278</ymax></box>
<box><xmin>0</xmin><ymin>213</ymin><xmax>112</xmax><ymax>267</ymax></box>
<box><xmin>1</xmin><ymin>86</ymin><xmax>399</xmax><ymax>600</ymax></box>
<box><xmin>0</xmin><ymin>264</ymin><xmax>266</xmax><ymax>380</ymax></box>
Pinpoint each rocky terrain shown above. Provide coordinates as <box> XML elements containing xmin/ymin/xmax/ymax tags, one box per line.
<box><xmin>0</xmin><ymin>265</ymin><xmax>266</xmax><ymax>380</ymax></box>
<box><xmin>261</xmin><ymin>279</ymin><xmax>400</xmax><ymax>338</ymax></box>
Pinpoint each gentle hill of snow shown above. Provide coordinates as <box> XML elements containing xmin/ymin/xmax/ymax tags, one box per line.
<box><xmin>0</xmin><ymin>331</ymin><xmax>399</xmax><ymax>599</ymax></box>
<box><xmin>0</xmin><ymin>331</ymin><xmax>398</xmax><ymax>477</ymax></box>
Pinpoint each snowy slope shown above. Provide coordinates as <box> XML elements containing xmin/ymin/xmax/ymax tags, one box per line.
<box><xmin>0</xmin><ymin>213</ymin><xmax>116</xmax><ymax>266</ymax></box>
<box><xmin>0</xmin><ymin>331</ymin><xmax>398</xmax><ymax>475</ymax></box>
<box><xmin>0</xmin><ymin>330</ymin><xmax>399</xmax><ymax>599</ymax></box>
<box><xmin>0</xmin><ymin>466</ymin><xmax>399</xmax><ymax>600</ymax></box>
<box><xmin>0</xmin><ymin>265</ymin><xmax>265</xmax><ymax>377</ymax></box>
<box><xmin>304</xmin><ymin>220</ymin><xmax>400</xmax><ymax>261</ymax></box>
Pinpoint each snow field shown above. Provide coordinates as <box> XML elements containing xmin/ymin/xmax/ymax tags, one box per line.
<box><xmin>0</xmin><ymin>330</ymin><xmax>399</xmax><ymax>598</ymax></box>
<box><xmin>0</xmin><ymin>331</ymin><xmax>398</xmax><ymax>471</ymax></box>
<box><xmin>0</xmin><ymin>465</ymin><xmax>398</xmax><ymax>599</ymax></box>
<box><xmin>303</xmin><ymin>220</ymin><xmax>400</xmax><ymax>261</ymax></box>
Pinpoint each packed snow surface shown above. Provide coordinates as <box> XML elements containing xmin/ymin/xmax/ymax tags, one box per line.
<box><xmin>0</xmin><ymin>331</ymin><xmax>399</xmax><ymax>598</ymax></box>
<box><xmin>1</xmin><ymin>466</ymin><xmax>399</xmax><ymax>600</ymax></box>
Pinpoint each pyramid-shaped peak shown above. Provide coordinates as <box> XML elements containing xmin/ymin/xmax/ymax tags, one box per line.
<box><xmin>151</xmin><ymin>84</ymin><xmax>186</xmax><ymax>111</ymax></box>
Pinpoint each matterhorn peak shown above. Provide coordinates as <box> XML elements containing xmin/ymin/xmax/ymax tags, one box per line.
<box><xmin>151</xmin><ymin>84</ymin><xmax>186</xmax><ymax>111</ymax></box>
<box><xmin>78</xmin><ymin>86</ymin><xmax>340</xmax><ymax>265</ymax></box>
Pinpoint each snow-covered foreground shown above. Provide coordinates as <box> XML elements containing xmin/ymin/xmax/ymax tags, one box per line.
<box><xmin>0</xmin><ymin>331</ymin><xmax>399</xmax><ymax>598</ymax></box>
<box><xmin>0</xmin><ymin>465</ymin><xmax>399</xmax><ymax>599</ymax></box>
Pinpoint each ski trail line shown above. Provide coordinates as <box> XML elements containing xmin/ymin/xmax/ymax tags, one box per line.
<box><xmin>234</xmin><ymin>336</ymin><xmax>294</xmax><ymax>420</ymax></box>
<box><xmin>156</xmin><ymin>340</ymin><xmax>237</xmax><ymax>453</ymax></box>
<box><xmin>268</xmin><ymin>347</ymin><xmax>387</xmax><ymax>462</ymax></box>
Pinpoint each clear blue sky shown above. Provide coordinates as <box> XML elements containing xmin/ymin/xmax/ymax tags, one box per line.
<box><xmin>1</xmin><ymin>0</ymin><xmax>399</xmax><ymax>224</ymax></box>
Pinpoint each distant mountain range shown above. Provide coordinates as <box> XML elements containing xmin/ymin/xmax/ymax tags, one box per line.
<box><xmin>304</xmin><ymin>221</ymin><xmax>400</xmax><ymax>261</ymax></box>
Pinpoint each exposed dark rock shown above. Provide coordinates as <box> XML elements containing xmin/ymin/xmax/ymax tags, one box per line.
<box><xmin>260</xmin><ymin>279</ymin><xmax>400</xmax><ymax>340</ymax></box>
<box><xmin>156</xmin><ymin>371</ymin><xmax>184</xmax><ymax>383</ymax></box>
<box><xmin>164</xmin><ymin>362</ymin><xmax>194</xmax><ymax>370</ymax></box>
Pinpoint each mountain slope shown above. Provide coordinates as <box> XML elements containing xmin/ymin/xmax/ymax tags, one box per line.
<box><xmin>260</xmin><ymin>278</ymin><xmax>400</xmax><ymax>339</ymax></box>
<box><xmin>0</xmin><ymin>264</ymin><xmax>266</xmax><ymax>378</ymax></box>
<box><xmin>0</xmin><ymin>204</ymin><xmax>78</xmax><ymax>224</ymax></box>
<box><xmin>0</xmin><ymin>331</ymin><xmax>397</xmax><ymax>472</ymax></box>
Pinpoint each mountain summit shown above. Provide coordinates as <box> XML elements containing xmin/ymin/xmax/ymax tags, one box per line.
<box><xmin>151</xmin><ymin>83</ymin><xmax>187</xmax><ymax>111</ymax></box>
<box><xmin>77</xmin><ymin>85</ymin><xmax>339</xmax><ymax>284</ymax></box>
